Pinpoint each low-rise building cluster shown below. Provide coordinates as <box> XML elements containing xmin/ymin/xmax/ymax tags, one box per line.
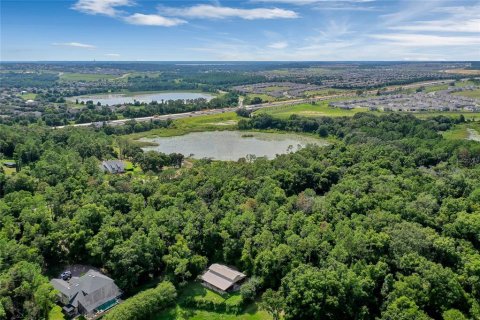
<box><xmin>330</xmin><ymin>87</ymin><xmax>480</xmax><ymax>112</ymax></box>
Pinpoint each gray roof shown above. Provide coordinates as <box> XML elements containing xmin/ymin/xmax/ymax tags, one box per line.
<box><xmin>200</xmin><ymin>264</ymin><xmax>246</xmax><ymax>291</ymax></box>
<box><xmin>101</xmin><ymin>160</ymin><xmax>125</xmax><ymax>174</ymax></box>
<box><xmin>50</xmin><ymin>270</ymin><xmax>121</xmax><ymax>313</ymax></box>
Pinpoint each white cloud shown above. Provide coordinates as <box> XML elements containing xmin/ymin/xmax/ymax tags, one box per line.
<box><xmin>124</xmin><ymin>13</ymin><xmax>187</xmax><ymax>26</ymax></box>
<box><xmin>105</xmin><ymin>53</ymin><xmax>120</xmax><ymax>57</ymax></box>
<box><xmin>268</xmin><ymin>41</ymin><xmax>288</xmax><ymax>49</ymax></box>
<box><xmin>252</xmin><ymin>0</ymin><xmax>373</xmax><ymax>4</ymax></box>
<box><xmin>73</xmin><ymin>0</ymin><xmax>134</xmax><ymax>16</ymax></box>
<box><xmin>52</xmin><ymin>42</ymin><xmax>96</xmax><ymax>49</ymax></box>
<box><xmin>391</xmin><ymin>18</ymin><xmax>480</xmax><ymax>33</ymax></box>
<box><xmin>160</xmin><ymin>4</ymin><xmax>299</xmax><ymax>20</ymax></box>
<box><xmin>370</xmin><ymin>33</ymin><xmax>480</xmax><ymax>47</ymax></box>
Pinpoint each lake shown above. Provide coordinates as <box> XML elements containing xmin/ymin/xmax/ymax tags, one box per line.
<box><xmin>140</xmin><ymin>131</ymin><xmax>328</xmax><ymax>161</ymax></box>
<box><xmin>68</xmin><ymin>92</ymin><xmax>215</xmax><ymax>105</ymax></box>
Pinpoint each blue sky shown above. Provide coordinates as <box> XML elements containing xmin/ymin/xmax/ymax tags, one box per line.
<box><xmin>1</xmin><ymin>0</ymin><xmax>479</xmax><ymax>61</ymax></box>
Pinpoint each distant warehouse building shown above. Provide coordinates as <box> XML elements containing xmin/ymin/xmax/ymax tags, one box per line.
<box><xmin>200</xmin><ymin>264</ymin><xmax>246</xmax><ymax>294</ymax></box>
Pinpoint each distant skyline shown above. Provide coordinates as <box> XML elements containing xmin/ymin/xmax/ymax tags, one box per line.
<box><xmin>1</xmin><ymin>0</ymin><xmax>479</xmax><ymax>61</ymax></box>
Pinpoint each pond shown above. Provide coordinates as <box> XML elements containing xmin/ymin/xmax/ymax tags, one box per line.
<box><xmin>140</xmin><ymin>131</ymin><xmax>328</xmax><ymax>161</ymax></box>
<box><xmin>68</xmin><ymin>92</ymin><xmax>215</xmax><ymax>105</ymax></box>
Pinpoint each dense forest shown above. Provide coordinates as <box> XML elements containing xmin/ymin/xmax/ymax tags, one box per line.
<box><xmin>1</xmin><ymin>113</ymin><xmax>480</xmax><ymax>319</ymax></box>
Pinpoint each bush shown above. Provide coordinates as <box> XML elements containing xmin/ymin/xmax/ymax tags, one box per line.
<box><xmin>240</xmin><ymin>277</ymin><xmax>262</xmax><ymax>303</ymax></box>
<box><xmin>103</xmin><ymin>281</ymin><xmax>176</xmax><ymax>320</ymax></box>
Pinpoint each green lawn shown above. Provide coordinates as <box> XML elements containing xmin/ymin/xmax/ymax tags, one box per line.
<box><xmin>60</xmin><ymin>73</ymin><xmax>120</xmax><ymax>81</ymax></box>
<box><xmin>154</xmin><ymin>283</ymin><xmax>271</xmax><ymax>320</ymax></box>
<box><xmin>155</xmin><ymin>305</ymin><xmax>271</xmax><ymax>320</ymax></box>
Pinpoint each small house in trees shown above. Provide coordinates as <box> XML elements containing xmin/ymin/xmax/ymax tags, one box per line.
<box><xmin>50</xmin><ymin>269</ymin><xmax>122</xmax><ymax>317</ymax></box>
<box><xmin>200</xmin><ymin>264</ymin><xmax>246</xmax><ymax>294</ymax></box>
<box><xmin>3</xmin><ymin>161</ymin><xmax>16</xmax><ymax>168</ymax></box>
<box><xmin>100</xmin><ymin>160</ymin><xmax>125</xmax><ymax>174</ymax></box>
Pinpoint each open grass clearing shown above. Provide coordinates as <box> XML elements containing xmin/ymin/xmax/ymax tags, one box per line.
<box><xmin>154</xmin><ymin>282</ymin><xmax>271</xmax><ymax>320</ymax></box>
<box><xmin>60</xmin><ymin>73</ymin><xmax>120</xmax><ymax>82</ymax></box>
<box><xmin>452</xmin><ymin>89</ymin><xmax>480</xmax><ymax>99</ymax></box>
<box><xmin>255</xmin><ymin>102</ymin><xmax>370</xmax><ymax>119</ymax></box>
<box><xmin>246</xmin><ymin>93</ymin><xmax>277</xmax><ymax>102</ymax></box>
<box><xmin>442</xmin><ymin>122</ymin><xmax>480</xmax><ymax>141</ymax></box>
<box><xmin>19</xmin><ymin>93</ymin><xmax>37</xmax><ymax>100</ymax></box>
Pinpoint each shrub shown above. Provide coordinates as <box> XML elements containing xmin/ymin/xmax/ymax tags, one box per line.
<box><xmin>103</xmin><ymin>281</ymin><xmax>176</xmax><ymax>320</ymax></box>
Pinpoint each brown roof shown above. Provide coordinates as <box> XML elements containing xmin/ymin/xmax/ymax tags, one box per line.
<box><xmin>200</xmin><ymin>264</ymin><xmax>246</xmax><ymax>291</ymax></box>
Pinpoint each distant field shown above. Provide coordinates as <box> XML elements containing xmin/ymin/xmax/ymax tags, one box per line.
<box><xmin>254</xmin><ymin>101</ymin><xmax>480</xmax><ymax>121</ymax></box>
<box><xmin>60</xmin><ymin>73</ymin><xmax>120</xmax><ymax>81</ymax></box>
<box><xmin>453</xmin><ymin>89</ymin><xmax>480</xmax><ymax>99</ymax></box>
<box><xmin>19</xmin><ymin>93</ymin><xmax>37</xmax><ymax>100</ymax></box>
<box><xmin>255</xmin><ymin>102</ymin><xmax>370</xmax><ymax>118</ymax></box>
<box><xmin>444</xmin><ymin>69</ymin><xmax>480</xmax><ymax>75</ymax></box>
<box><xmin>303</xmin><ymin>88</ymin><xmax>346</xmax><ymax>97</ymax></box>
<box><xmin>246</xmin><ymin>93</ymin><xmax>277</xmax><ymax>102</ymax></box>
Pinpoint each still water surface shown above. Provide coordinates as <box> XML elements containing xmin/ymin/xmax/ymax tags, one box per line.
<box><xmin>69</xmin><ymin>92</ymin><xmax>214</xmax><ymax>105</ymax></box>
<box><xmin>141</xmin><ymin>131</ymin><xmax>328</xmax><ymax>161</ymax></box>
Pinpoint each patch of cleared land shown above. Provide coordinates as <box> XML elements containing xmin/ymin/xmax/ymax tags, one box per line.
<box><xmin>444</xmin><ymin>69</ymin><xmax>480</xmax><ymax>75</ymax></box>
<box><xmin>247</xmin><ymin>93</ymin><xmax>277</xmax><ymax>102</ymax></box>
<box><xmin>19</xmin><ymin>93</ymin><xmax>37</xmax><ymax>100</ymax></box>
<box><xmin>453</xmin><ymin>89</ymin><xmax>480</xmax><ymax>99</ymax></box>
<box><xmin>442</xmin><ymin>122</ymin><xmax>480</xmax><ymax>141</ymax></box>
<box><xmin>1</xmin><ymin>160</ymin><xmax>16</xmax><ymax>175</ymax></box>
<box><xmin>60</xmin><ymin>73</ymin><xmax>120</xmax><ymax>81</ymax></box>
<box><xmin>154</xmin><ymin>283</ymin><xmax>271</xmax><ymax>320</ymax></box>
<box><xmin>256</xmin><ymin>102</ymin><xmax>370</xmax><ymax>118</ymax></box>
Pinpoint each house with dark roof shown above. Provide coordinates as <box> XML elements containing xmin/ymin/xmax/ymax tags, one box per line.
<box><xmin>200</xmin><ymin>264</ymin><xmax>246</xmax><ymax>294</ymax></box>
<box><xmin>100</xmin><ymin>160</ymin><xmax>125</xmax><ymax>174</ymax></box>
<box><xmin>3</xmin><ymin>161</ymin><xmax>16</xmax><ymax>168</ymax></box>
<box><xmin>50</xmin><ymin>269</ymin><xmax>121</xmax><ymax>317</ymax></box>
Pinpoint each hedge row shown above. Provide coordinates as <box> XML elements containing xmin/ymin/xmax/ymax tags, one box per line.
<box><xmin>183</xmin><ymin>293</ymin><xmax>244</xmax><ymax>314</ymax></box>
<box><xmin>104</xmin><ymin>281</ymin><xmax>177</xmax><ymax>320</ymax></box>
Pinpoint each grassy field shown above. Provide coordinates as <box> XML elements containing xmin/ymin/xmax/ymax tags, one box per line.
<box><xmin>246</xmin><ymin>93</ymin><xmax>277</xmax><ymax>102</ymax></box>
<box><xmin>19</xmin><ymin>93</ymin><xmax>37</xmax><ymax>100</ymax></box>
<box><xmin>255</xmin><ymin>102</ymin><xmax>370</xmax><ymax>119</ymax></box>
<box><xmin>303</xmin><ymin>88</ymin><xmax>346</xmax><ymax>97</ymax></box>
<box><xmin>154</xmin><ymin>283</ymin><xmax>271</xmax><ymax>320</ymax></box>
<box><xmin>126</xmin><ymin>112</ymin><xmax>241</xmax><ymax>140</ymax></box>
<box><xmin>443</xmin><ymin>122</ymin><xmax>480</xmax><ymax>141</ymax></box>
<box><xmin>253</xmin><ymin>101</ymin><xmax>480</xmax><ymax>121</ymax></box>
<box><xmin>60</xmin><ymin>73</ymin><xmax>120</xmax><ymax>82</ymax></box>
<box><xmin>453</xmin><ymin>89</ymin><xmax>480</xmax><ymax>99</ymax></box>
<box><xmin>1</xmin><ymin>160</ymin><xmax>16</xmax><ymax>175</ymax></box>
